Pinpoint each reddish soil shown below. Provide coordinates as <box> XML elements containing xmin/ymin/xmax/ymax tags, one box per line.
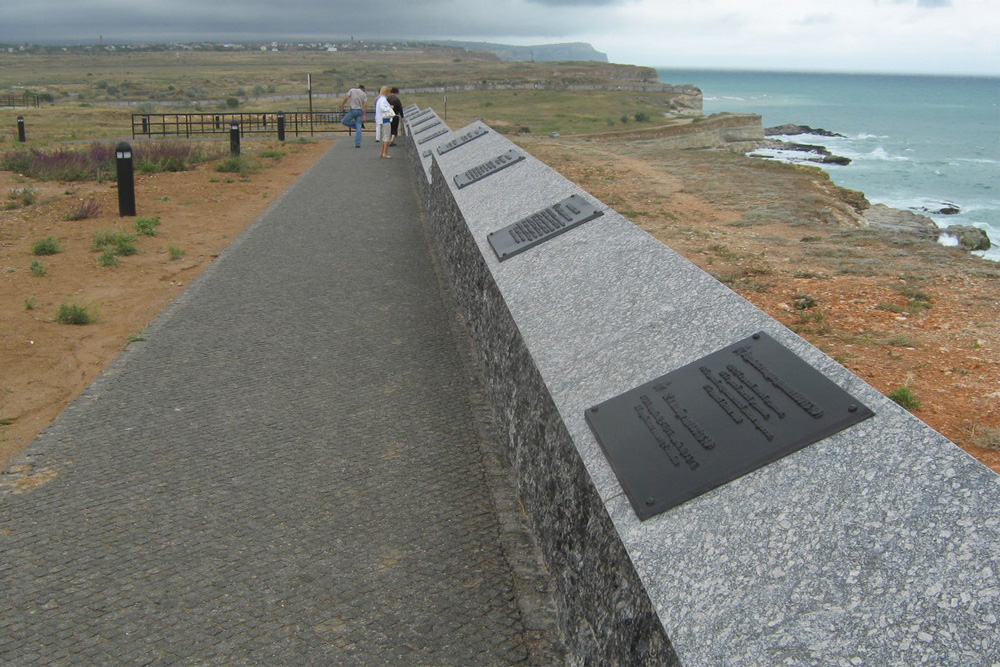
<box><xmin>1</xmin><ymin>139</ymin><xmax>331</xmax><ymax>469</ymax></box>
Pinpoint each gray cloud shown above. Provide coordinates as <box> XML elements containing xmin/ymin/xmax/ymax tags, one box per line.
<box><xmin>0</xmin><ymin>0</ymin><xmax>608</xmax><ymax>44</ymax></box>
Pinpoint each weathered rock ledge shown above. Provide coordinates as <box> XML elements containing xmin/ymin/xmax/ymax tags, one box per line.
<box><xmin>862</xmin><ymin>203</ymin><xmax>993</xmax><ymax>250</ymax></box>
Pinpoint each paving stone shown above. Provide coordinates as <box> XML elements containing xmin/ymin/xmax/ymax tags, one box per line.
<box><xmin>0</xmin><ymin>140</ymin><xmax>564</xmax><ymax>665</ymax></box>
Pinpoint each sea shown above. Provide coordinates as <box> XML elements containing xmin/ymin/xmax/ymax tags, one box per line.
<box><xmin>655</xmin><ymin>68</ymin><xmax>1000</xmax><ymax>261</ymax></box>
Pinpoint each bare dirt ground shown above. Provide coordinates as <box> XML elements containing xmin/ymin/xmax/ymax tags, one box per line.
<box><xmin>2</xmin><ymin>135</ymin><xmax>998</xmax><ymax>474</ymax></box>
<box><xmin>1</xmin><ymin>139</ymin><xmax>331</xmax><ymax>469</ymax></box>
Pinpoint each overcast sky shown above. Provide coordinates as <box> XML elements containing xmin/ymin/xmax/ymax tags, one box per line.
<box><xmin>1</xmin><ymin>0</ymin><xmax>997</xmax><ymax>75</ymax></box>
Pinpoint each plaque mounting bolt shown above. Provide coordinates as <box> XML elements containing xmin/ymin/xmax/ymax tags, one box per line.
<box><xmin>645</xmin><ymin>498</ymin><xmax>656</xmax><ymax>506</ymax></box>
<box><xmin>848</xmin><ymin>404</ymin><xmax>858</xmax><ymax>413</ymax></box>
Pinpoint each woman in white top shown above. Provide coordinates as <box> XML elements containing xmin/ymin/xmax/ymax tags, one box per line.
<box><xmin>375</xmin><ymin>87</ymin><xmax>394</xmax><ymax>159</ymax></box>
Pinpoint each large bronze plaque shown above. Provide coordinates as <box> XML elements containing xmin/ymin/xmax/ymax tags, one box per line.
<box><xmin>585</xmin><ymin>332</ymin><xmax>874</xmax><ymax>520</ymax></box>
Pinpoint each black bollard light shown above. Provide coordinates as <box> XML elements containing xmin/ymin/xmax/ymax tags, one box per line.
<box><xmin>17</xmin><ymin>116</ymin><xmax>26</xmax><ymax>142</ymax></box>
<box><xmin>141</xmin><ymin>115</ymin><xmax>150</xmax><ymax>135</ymax></box>
<box><xmin>115</xmin><ymin>142</ymin><xmax>136</xmax><ymax>217</ymax></box>
<box><xmin>276</xmin><ymin>112</ymin><xmax>285</xmax><ymax>142</ymax></box>
<box><xmin>229</xmin><ymin>121</ymin><xmax>241</xmax><ymax>156</ymax></box>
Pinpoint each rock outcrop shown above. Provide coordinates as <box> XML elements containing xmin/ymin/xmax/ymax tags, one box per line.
<box><xmin>765</xmin><ymin>124</ymin><xmax>845</xmax><ymax>138</ymax></box>
<box><xmin>943</xmin><ymin>225</ymin><xmax>992</xmax><ymax>251</ymax></box>
<box><xmin>750</xmin><ymin>140</ymin><xmax>852</xmax><ymax>165</ymax></box>
<box><xmin>917</xmin><ymin>202</ymin><xmax>962</xmax><ymax>215</ymax></box>
<box><xmin>863</xmin><ymin>204</ymin><xmax>939</xmax><ymax>238</ymax></box>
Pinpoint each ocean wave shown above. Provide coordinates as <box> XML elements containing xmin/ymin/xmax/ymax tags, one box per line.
<box><xmin>839</xmin><ymin>146</ymin><xmax>910</xmax><ymax>162</ymax></box>
<box><xmin>957</xmin><ymin>157</ymin><xmax>1000</xmax><ymax>165</ymax></box>
<box><xmin>853</xmin><ymin>133</ymin><xmax>889</xmax><ymax>140</ymax></box>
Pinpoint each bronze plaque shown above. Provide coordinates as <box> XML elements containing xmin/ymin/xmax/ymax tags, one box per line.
<box><xmin>436</xmin><ymin>126</ymin><xmax>489</xmax><ymax>155</ymax></box>
<box><xmin>454</xmin><ymin>150</ymin><xmax>525</xmax><ymax>189</ymax></box>
<box><xmin>487</xmin><ymin>194</ymin><xmax>603</xmax><ymax>261</ymax></box>
<box><xmin>585</xmin><ymin>332</ymin><xmax>874</xmax><ymax>520</ymax></box>
<box><xmin>417</xmin><ymin>128</ymin><xmax>450</xmax><ymax>145</ymax></box>
<box><xmin>413</xmin><ymin>119</ymin><xmax>443</xmax><ymax>134</ymax></box>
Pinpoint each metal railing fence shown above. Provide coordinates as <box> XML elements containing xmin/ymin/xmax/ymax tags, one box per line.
<box><xmin>131</xmin><ymin>111</ymin><xmax>377</xmax><ymax>139</ymax></box>
<box><xmin>0</xmin><ymin>94</ymin><xmax>42</xmax><ymax>109</ymax></box>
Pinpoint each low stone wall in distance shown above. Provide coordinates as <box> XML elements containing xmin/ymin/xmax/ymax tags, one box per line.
<box><xmin>401</xmin><ymin>107</ymin><xmax>1000</xmax><ymax>666</ymax></box>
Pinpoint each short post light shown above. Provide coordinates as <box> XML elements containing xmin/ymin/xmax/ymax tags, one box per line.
<box><xmin>115</xmin><ymin>142</ymin><xmax>136</xmax><ymax>217</ymax></box>
<box><xmin>277</xmin><ymin>112</ymin><xmax>285</xmax><ymax>142</ymax></box>
<box><xmin>229</xmin><ymin>121</ymin><xmax>241</xmax><ymax>156</ymax></box>
<box><xmin>17</xmin><ymin>116</ymin><xmax>26</xmax><ymax>142</ymax></box>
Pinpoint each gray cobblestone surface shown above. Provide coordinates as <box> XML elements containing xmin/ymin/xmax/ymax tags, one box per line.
<box><xmin>0</xmin><ymin>140</ymin><xmax>563</xmax><ymax>665</ymax></box>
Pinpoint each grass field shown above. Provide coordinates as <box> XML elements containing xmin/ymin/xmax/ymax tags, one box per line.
<box><xmin>1</xmin><ymin>47</ymin><xmax>692</xmax><ymax>144</ymax></box>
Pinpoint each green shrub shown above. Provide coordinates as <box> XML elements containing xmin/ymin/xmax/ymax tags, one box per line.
<box><xmin>55</xmin><ymin>303</ymin><xmax>96</xmax><ymax>325</ymax></box>
<box><xmin>7</xmin><ymin>185</ymin><xmax>36</xmax><ymax>208</ymax></box>
<box><xmin>888</xmin><ymin>386</ymin><xmax>921</xmax><ymax>411</ymax></box>
<box><xmin>96</xmin><ymin>250</ymin><xmax>119</xmax><ymax>267</ymax></box>
<box><xmin>135</xmin><ymin>216</ymin><xmax>161</xmax><ymax>236</ymax></box>
<box><xmin>168</xmin><ymin>245</ymin><xmax>185</xmax><ymax>260</ymax></box>
<box><xmin>30</xmin><ymin>259</ymin><xmax>46</xmax><ymax>277</ymax></box>
<box><xmin>31</xmin><ymin>236</ymin><xmax>62</xmax><ymax>256</ymax></box>
<box><xmin>92</xmin><ymin>229</ymin><xmax>138</xmax><ymax>259</ymax></box>
<box><xmin>216</xmin><ymin>156</ymin><xmax>255</xmax><ymax>175</ymax></box>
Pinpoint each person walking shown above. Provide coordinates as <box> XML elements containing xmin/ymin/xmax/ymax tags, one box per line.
<box><xmin>375</xmin><ymin>86</ymin><xmax>395</xmax><ymax>158</ymax></box>
<box><xmin>339</xmin><ymin>84</ymin><xmax>367</xmax><ymax>148</ymax></box>
<box><xmin>387</xmin><ymin>87</ymin><xmax>404</xmax><ymax>146</ymax></box>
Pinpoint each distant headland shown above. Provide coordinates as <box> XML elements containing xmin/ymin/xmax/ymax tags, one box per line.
<box><xmin>429</xmin><ymin>41</ymin><xmax>608</xmax><ymax>63</ymax></box>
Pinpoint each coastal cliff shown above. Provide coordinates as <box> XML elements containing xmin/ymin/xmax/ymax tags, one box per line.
<box><xmin>433</xmin><ymin>40</ymin><xmax>609</xmax><ymax>63</ymax></box>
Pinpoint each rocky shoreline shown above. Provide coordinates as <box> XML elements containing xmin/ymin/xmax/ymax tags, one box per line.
<box><xmin>752</xmin><ymin>124</ymin><xmax>993</xmax><ymax>252</ymax></box>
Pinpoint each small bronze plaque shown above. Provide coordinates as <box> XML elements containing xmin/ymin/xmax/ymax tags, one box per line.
<box><xmin>487</xmin><ymin>194</ymin><xmax>603</xmax><ymax>261</ymax></box>
<box><xmin>408</xmin><ymin>109</ymin><xmax>434</xmax><ymax>122</ymax></box>
<box><xmin>417</xmin><ymin>128</ymin><xmax>450</xmax><ymax>145</ymax></box>
<box><xmin>436</xmin><ymin>126</ymin><xmax>489</xmax><ymax>155</ymax></box>
<box><xmin>454</xmin><ymin>150</ymin><xmax>525</xmax><ymax>189</ymax></box>
<box><xmin>585</xmin><ymin>332</ymin><xmax>874</xmax><ymax>520</ymax></box>
<box><xmin>413</xmin><ymin>119</ymin><xmax>443</xmax><ymax>134</ymax></box>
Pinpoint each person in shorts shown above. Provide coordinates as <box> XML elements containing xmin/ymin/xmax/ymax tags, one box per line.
<box><xmin>375</xmin><ymin>86</ymin><xmax>395</xmax><ymax>158</ymax></box>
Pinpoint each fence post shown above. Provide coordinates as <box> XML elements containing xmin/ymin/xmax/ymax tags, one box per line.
<box><xmin>277</xmin><ymin>112</ymin><xmax>285</xmax><ymax>141</ymax></box>
<box><xmin>115</xmin><ymin>142</ymin><xmax>136</xmax><ymax>217</ymax></box>
<box><xmin>229</xmin><ymin>121</ymin><xmax>241</xmax><ymax>156</ymax></box>
<box><xmin>141</xmin><ymin>115</ymin><xmax>150</xmax><ymax>135</ymax></box>
<box><xmin>17</xmin><ymin>116</ymin><xmax>26</xmax><ymax>142</ymax></box>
